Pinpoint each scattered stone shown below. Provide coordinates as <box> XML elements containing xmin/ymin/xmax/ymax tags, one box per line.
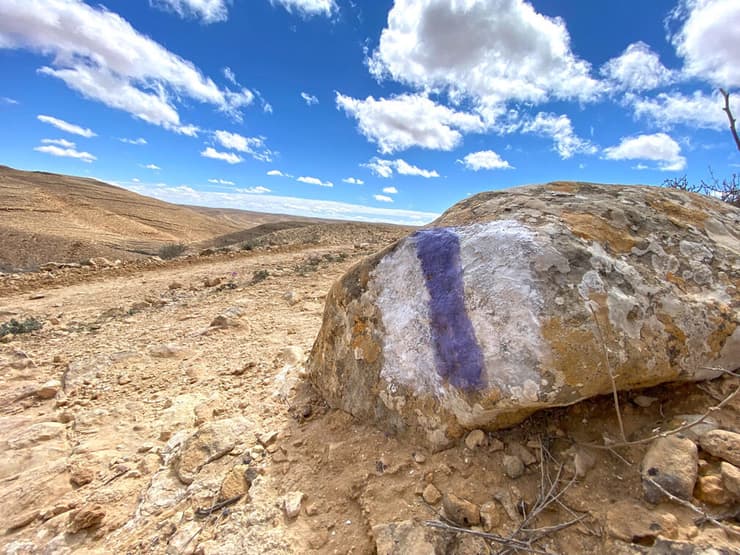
<box><xmin>28</xmin><ymin>293</ymin><xmax>45</xmax><ymax>300</ymax></box>
<box><xmin>573</xmin><ymin>447</ymin><xmax>597</xmax><ymax>479</ymax></box>
<box><xmin>641</xmin><ymin>436</ymin><xmax>698</xmax><ymax>503</ymax></box>
<box><xmin>203</xmin><ymin>277</ymin><xmax>221</xmax><ymax>288</ymax></box>
<box><xmin>70</xmin><ymin>466</ymin><xmax>95</xmax><ymax>487</ymax></box>
<box><xmin>68</xmin><ymin>504</ymin><xmax>105</xmax><ymax>533</ymax></box>
<box><xmin>149</xmin><ymin>343</ymin><xmax>192</xmax><ymax>359</ymax></box>
<box><xmin>257</xmin><ymin>431</ymin><xmax>279</xmax><ymax>447</ymax></box>
<box><xmin>167</xmin><ymin>521</ymin><xmax>201</xmax><ymax>555</ymax></box>
<box><xmin>373</xmin><ymin>520</ymin><xmax>444</xmax><ymax>555</ymax></box>
<box><xmin>489</xmin><ymin>438</ymin><xmax>504</xmax><ymax>452</ymax></box>
<box><xmin>412</xmin><ymin>452</ymin><xmax>426</xmax><ymax>464</ymax></box>
<box><xmin>442</xmin><ymin>493</ymin><xmax>480</xmax><ymax>527</ymax></box>
<box><xmin>168</xmin><ymin>281</ymin><xmax>184</xmax><ymax>290</ymax></box>
<box><xmin>283</xmin><ymin>491</ymin><xmax>304</xmax><ymax>519</ymax></box>
<box><xmin>219</xmin><ymin>465</ymin><xmax>249</xmax><ymax>501</ymax></box>
<box><xmin>720</xmin><ymin>462</ymin><xmax>740</xmax><ymax>500</ymax></box>
<box><xmin>422</xmin><ymin>484</ymin><xmax>442</xmax><ymax>505</ymax></box>
<box><xmin>283</xmin><ymin>290</ymin><xmax>302</xmax><ymax>305</ymax></box>
<box><xmin>694</xmin><ymin>474</ymin><xmax>731</xmax><ymax>505</ymax></box>
<box><xmin>605</xmin><ymin>500</ymin><xmax>678</xmax><ymax>542</ymax></box>
<box><xmin>117</xmin><ymin>374</ymin><xmax>132</xmax><ymax>385</ymax></box>
<box><xmin>6</xmin><ymin>421</ymin><xmax>66</xmax><ymax>449</ymax></box>
<box><xmin>699</xmin><ymin>429</ymin><xmax>740</xmax><ymax>467</ymax></box>
<box><xmin>479</xmin><ymin>501</ymin><xmax>501</xmax><ymax>532</ymax></box>
<box><xmin>633</xmin><ymin>395</ymin><xmax>658</xmax><ymax>408</ymax></box>
<box><xmin>509</xmin><ymin>442</ymin><xmax>537</xmax><ymax>466</ymax></box>
<box><xmin>5</xmin><ymin>509</ymin><xmax>40</xmax><ymax>532</ymax></box>
<box><xmin>503</xmin><ymin>455</ymin><xmax>525</xmax><ymax>479</ymax></box>
<box><xmin>464</xmin><ymin>429</ymin><xmax>486</xmax><ymax>449</ymax></box>
<box><xmin>666</xmin><ymin>414</ymin><xmax>719</xmax><ymax>442</ymax></box>
<box><xmin>34</xmin><ymin>379</ymin><xmax>61</xmax><ymax>399</ymax></box>
<box><xmin>307</xmin><ymin>183</ymin><xmax>739</xmax><ymax>448</ymax></box>
<box><xmin>210</xmin><ymin>307</ymin><xmax>245</xmax><ymax>329</ymax></box>
<box><xmin>452</xmin><ymin>535</ymin><xmax>491</xmax><ymax>555</ymax></box>
<box><xmin>281</xmin><ymin>346</ymin><xmax>304</xmax><ymax>366</ymax></box>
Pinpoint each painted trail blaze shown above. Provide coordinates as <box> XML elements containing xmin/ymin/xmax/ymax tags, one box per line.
<box><xmin>413</xmin><ymin>228</ymin><xmax>485</xmax><ymax>390</ymax></box>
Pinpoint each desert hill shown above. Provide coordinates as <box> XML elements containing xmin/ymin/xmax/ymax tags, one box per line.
<box><xmin>0</xmin><ymin>166</ymin><xmax>338</xmax><ymax>272</ymax></box>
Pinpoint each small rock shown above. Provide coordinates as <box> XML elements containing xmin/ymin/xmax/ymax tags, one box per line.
<box><xmin>283</xmin><ymin>290</ymin><xmax>302</xmax><ymax>305</ymax></box>
<box><xmin>35</xmin><ymin>379</ymin><xmax>61</xmax><ymax>399</ymax></box>
<box><xmin>605</xmin><ymin>500</ymin><xmax>678</xmax><ymax>542</ymax></box>
<box><xmin>666</xmin><ymin>414</ymin><xmax>719</xmax><ymax>442</ymax></box>
<box><xmin>149</xmin><ymin>343</ymin><xmax>191</xmax><ymax>359</ymax></box>
<box><xmin>464</xmin><ymin>429</ymin><xmax>487</xmax><ymax>450</ymax></box>
<box><xmin>641</xmin><ymin>436</ymin><xmax>698</xmax><ymax>503</ymax></box>
<box><xmin>633</xmin><ymin>395</ymin><xmax>658</xmax><ymax>408</ymax></box>
<box><xmin>720</xmin><ymin>462</ymin><xmax>740</xmax><ymax>500</ymax></box>
<box><xmin>70</xmin><ymin>466</ymin><xmax>95</xmax><ymax>487</ymax></box>
<box><xmin>422</xmin><ymin>484</ymin><xmax>442</xmax><ymax>505</ymax></box>
<box><xmin>28</xmin><ymin>293</ymin><xmax>45</xmax><ymax>300</ymax></box>
<box><xmin>489</xmin><ymin>438</ymin><xmax>504</xmax><ymax>452</ymax></box>
<box><xmin>373</xmin><ymin>520</ymin><xmax>441</xmax><ymax>555</ymax></box>
<box><xmin>117</xmin><ymin>374</ymin><xmax>132</xmax><ymax>385</ymax></box>
<box><xmin>453</xmin><ymin>535</ymin><xmax>491</xmax><ymax>555</ymax></box>
<box><xmin>479</xmin><ymin>501</ymin><xmax>501</xmax><ymax>532</ymax></box>
<box><xmin>412</xmin><ymin>452</ymin><xmax>426</xmax><ymax>464</ymax></box>
<box><xmin>284</xmin><ymin>491</ymin><xmax>305</xmax><ymax>519</ymax></box>
<box><xmin>168</xmin><ymin>282</ymin><xmax>183</xmax><ymax>290</ymax></box>
<box><xmin>281</xmin><ymin>346</ymin><xmax>304</xmax><ymax>366</ymax></box>
<box><xmin>503</xmin><ymin>455</ymin><xmax>524</xmax><ymax>479</ymax></box>
<box><xmin>699</xmin><ymin>429</ymin><xmax>740</xmax><ymax>467</ymax></box>
<box><xmin>5</xmin><ymin>509</ymin><xmax>40</xmax><ymax>532</ymax></box>
<box><xmin>442</xmin><ymin>493</ymin><xmax>480</xmax><ymax>527</ymax></box>
<box><xmin>509</xmin><ymin>442</ymin><xmax>537</xmax><ymax>466</ymax></box>
<box><xmin>694</xmin><ymin>474</ymin><xmax>731</xmax><ymax>505</ymax></box>
<box><xmin>68</xmin><ymin>504</ymin><xmax>105</xmax><ymax>533</ymax></box>
<box><xmin>257</xmin><ymin>431</ymin><xmax>279</xmax><ymax>447</ymax></box>
<box><xmin>574</xmin><ymin>447</ymin><xmax>596</xmax><ymax>479</ymax></box>
<box><xmin>203</xmin><ymin>277</ymin><xmax>221</xmax><ymax>287</ymax></box>
<box><xmin>219</xmin><ymin>465</ymin><xmax>249</xmax><ymax>501</ymax></box>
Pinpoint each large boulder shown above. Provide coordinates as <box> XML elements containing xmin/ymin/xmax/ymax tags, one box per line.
<box><xmin>307</xmin><ymin>182</ymin><xmax>740</xmax><ymax>449</ymax></box>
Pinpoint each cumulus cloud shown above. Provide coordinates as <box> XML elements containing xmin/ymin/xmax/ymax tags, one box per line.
<box><xmin>213</xmin><ymin>130</ymin><xmax>273</xmax><ymax>162</ymax></box>
<box><xmin>0</xmin><ymin>1</ymin><xmax>256</xmax><ymax>133</ymax></box>
<box><xmin>37</xmin><ymin>114</ymin><xmax>95</xmax><ymax>137</ymax></box>
<box><xmin>458</xmin><ymin>150</ymin><xmax>513</xmax><ymax>170</ymax></box>
<box><xmin>201</xmin><ymin>147</ymin><xmax>243</xmax><ymax>164</ymax></box>
<box><xmin>336</xmin><ymin>93</ymin><xmax>484</xmax><ymax>153</ymax></box>
<box><xmin>368</xmin><ymin>0</ymin><xmax>602</xmax><ymax>112</ymax></box>
<box><xmin>297</xmin><ymin>175</ymin><xmax>333</xmax><ymax>187</ymax></box>
<box><xmin>670</xmin><ymin>0</ymin><xmax>740</xmax><ymax>87</ymax></box>
<box><xmin>145</xmin><ymin>163</ymin><xmax>161</xmax><ymax>170</ymax></box>
<box><xmin>208</xmin><ymin>178</ymin><xmax>235</xmax><ymax>185</ymax></box>
<box><xmin>150</xmin><ymin>0</ymin><xmax>229</xmax><ymax>23</ymax></box>
<box><xmin>520</xmin><ymin>112</ymin><xmax>597</xmax><ymax>159</ymax></box>
<box><xmin>342</xmin><ymin>177</ymin><xmax>364</xmax><ymax>185</ymax></box>
<box><xmin>267</xmin><ymin>169</ymin><xmax>288</xmax><ymax>177</ymax></box>
<box><xmin>363</xmin><ymin>158</ymin><xmax>439</xmax><ymax>179</ymax></box>
<box><xmin>603</xmin><ymin>132</ymin><xmax>686</xmax><ymax>171</ymax></box>
<box><xmin>41</xmin><ymin>138</ymin><xmax>75</xmax><ymax>148</ymax></box>
<box><xmin>382</xmin><ymin>186</ymin><xmax>398</xmax><ymax>194</ymax></box>
<box><xmin>34</xmin><ymin>143</ymin><xmax>96</xmax><ymax>162</ymax></box>
<box><xmin>629</xmin><ymin>90</ymin><xmax>735</xmax><ymax>130</ymax></box>
<box><xmin>236</xmin><ymin>186</ymin><xmax>271</xmax><ymax>194</ymax></box>
<box><xmin>301</xmin><ymin>92</ymin><xmax>319</xmax><ymax>106</ymax></box>
<box><xmin>374</xmin><ymin>194</ymin><xmax>393</xmax><ymax>203</ymax></box>
<box><xmin>120</xmin><ymin>137</ymin><xmax>147</xmax><ymax>145</ymax></box>
<box><xmin>271</xmin><ymin>0</ymin><xmax>336</xmax><ymax>17</ymax></box>
<box><xmin>600</xmin><ymin>42</ymin><xmax>675</xmax><ymax>91</ymax></box>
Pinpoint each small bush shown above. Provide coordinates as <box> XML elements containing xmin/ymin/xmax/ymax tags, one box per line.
<box><xmin>0</xmin><ymin>317</ymin><xmax>43</xmax><ymax>337</ymax></box>
<box><xmin>251</xmin><ymin>269</ymin><xmax>270</xmax><ymax>284</ymax></box>
<box><xmin>158</xmin><ymin>242</ymin><xmax>187</xmax><ymax>260</ymax></box>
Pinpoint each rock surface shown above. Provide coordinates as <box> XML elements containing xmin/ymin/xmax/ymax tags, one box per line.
<box><xmin>699</xmin><ymin>430</ymin><xmax>740</xmax><ymax>466</ymax></box>
<box><xmin>641</xmin><ymin>436</ymin><xmax>698</xmax><ymax>503</ymax></box>
<box><xmin>308</xmin><ymin>182</ymin><xmax>740</xmax><ymax>447</ymax></box>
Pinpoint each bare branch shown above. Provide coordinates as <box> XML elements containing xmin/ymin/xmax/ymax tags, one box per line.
<box><xmin>720</xmin><ymin>88</ymin><xmax>740</xmax><ymax>152</ymax></box>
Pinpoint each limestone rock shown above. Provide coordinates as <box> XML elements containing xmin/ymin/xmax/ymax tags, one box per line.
<box><xmin>283</xmin><ymin>491</ymin><xmax>304</xmax><ymax>519</ymax></box>
<box><xmin>219</xmin><ymin>465</ymin><xmax>249</xmax><ymax>501</ymax></box>
<box><xmin>442</xmin><ymin>493</ymin><xmax>480</xmax><ymax>527</ymax></box>
<box><xmin>464</xmin><ymin>429</ymin><xmax>486</xmax><ymax>449</ymax></box>
<box><xmin>34</xmin><ymin>379</ymin><xmax>61</xmax><ymax>399</ymax></box>
<box><xmin>699</xmin><ymin>429</ymin><xmax>740</xmax><ymax>466</ymax></box>
<box><xmin>307</xmin><ymin>183</ymin><xmax>739</xmax><ymax>448</ymax></box>
<box><xmin>149</xmin><ymin>343</ymin><xmax>192</xmax><ymax>359</ymax></box>
<box><xmin>68</xmin><ymin>504</ymin><xmax>105</xmax><ymax>533</ymax></box>
<box><xmin>503</xmin><ymin>455</ymin><xmax>524</xmax><ymax>479</ymax></box>
<box><xmin>694</xmin><ymin>474</ymin><xmax>731</xmax><ymax>505</ymax></box>
<box><xmin>605</xmin><ymin>500</ymin><xmax>678</xmax><ymax>542</ymax></box>
<box><xmin>641</xmin><ymin>436</ymin><xmax>698</xmax><ymax>503</ymax></box>
<box><xmin>422</xmin><ymin>483</ymin><xmax>441</xmax><ymax>505</ymax></box>
<box><xmin>720</xmin><ymin>461</ymin><xmax>740</xmax><ymax>499</ymax></box>
<box><xmin>373</xmin><ymin>520</ymin><xmax>444</xmax><ymax>555</ymax></box>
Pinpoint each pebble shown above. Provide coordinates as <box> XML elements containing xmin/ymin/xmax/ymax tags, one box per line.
<box><xmin>35</xmin><ymin>379</ymin><xmax>61</xmax><ymax>399</ymax></box>
<box><xmin>168</xmin><ymin>282</ymin><xmax>183</xmax><ymax>290</ymax></box>
<box><xmin>219</xmin><ymin>465</ymin><xmax>249</xmax><ymax>500</ymax></box>
<box><xmin>694</xmin><ymin>474</ymin><xmax>731</xmax><ymax>505</ymax></box>
<box><xmin>442</xmin><ymin>493</ymin><xmax>480</xmax><ymax>527</ymax></box>
<box><xmin>257</xmin><ymin>431</ymin><xmax>279</xmax><ymax>447</ymax></box>
<box><xmin>503</xmin><ymin>455</ymin><xmax>524</xmax><ymax>479</ymax></box>
<box><xmin>699</xmin><ymin>429</ymin><xmax>740</xmax><ymax>467</ymax></box>
<box><xmin>464</xmin><ymin>429</ymin><xmax>487</xmax><ymax>449</ymax></box>
<box><xmin>422</xmin><ymin>484</ymin><xmax>442</xmax><ymax>505</ymax></box>
<box><xmin>574</xmin><ymin>447</ymin><xmax>596</xmax><ymax>479</ymax></box>
<box><xmin>283</xmin><ymin>290</ymin><xmax>302</xmax><ymax>305</ymax></box>
<box><xmin>284</xmin><ymin>491</ymin><xmax>305</xmax><ymax>519</ymax></box>
<box><xmin>149</xmin><ymin>343</ymin><xmax>191</xmax><ymax>359</ymax></box>
<box><xmin>479</xmin><ymin>501</ymin><xmax>501</xmax><ymax>532</ymax></box>
<box><xmin>641</xmin><ymin>436</ymin><xmax>698</xmax><ymax>503</ymax></box>
<box><xmin>412</xmin><ymin>452</ymin><xmax>426</xmax><ymax>464</ymax></box>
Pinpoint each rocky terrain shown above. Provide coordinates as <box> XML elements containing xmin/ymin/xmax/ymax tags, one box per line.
<box><xmin>0</xmin><ymin>181</ymin><xmax>738</xmax><ymax>554</ymax></box>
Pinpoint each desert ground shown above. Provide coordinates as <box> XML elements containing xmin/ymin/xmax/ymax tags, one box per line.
<box><xmin>0</xmin><ymin>169</ymin><xmax>738</xmax><ymax>554</ymax></box>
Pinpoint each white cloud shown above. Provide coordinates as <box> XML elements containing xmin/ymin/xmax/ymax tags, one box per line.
<box><xmin>267</xmin><ymin>169</ymin><xmax>288</xmax><ymax>177</ymax></box>
<box><xmin>145</xmin><ymin>163</ymin><xmax>161</xmax><ymax>170</ymax></box>
<box><xmin>368</xmin><ymin>0</ymin><xmax>602</xmax><ymax>111</ymax></box>
<box><xmin>208</xmin><ymin>178</ymin><xmax>235</xmax><ymax>185</ymax></box>
<box><xmin>458</xmin><ymin>150</ymin><xmax>513</xmax><ymax>170</ymax></box>
<box><xmin>297</xmin><ymin>176</ymin><xmax>333</xmax><ymax>187</ymax></box>
<box><xmin>213</xmin><ymin>130</ymin><xmax>273</xmax><ymax>162</ymax></box>
<box><xmin>336</xmin><ymin>93</ymin><xmax>484</xmax><ymax>153</ymax></box>
<box><xmin>122</xmin><ymin>180</ymin><xmax>439</xmax><ymax>225</ymax></box>
<box><xmin>382</xmin><ymin>186</ymin><xmax>398</xmax><ymax>194</ymax></box>
<box><xmin>374</xmin><ymin>194</ymin><xmax>393</xmax><ymax>203</ymax></box>
<box><xmin>41</xmin><ymin>138</ymin><xmax>75</xmax><ymax>148</ymax></box>
<box><xmin>670</xmin><ymin>0</ymin><xmax>740</xmax><ymax>87</ymax></box>
<box><xmin>37</xmin><ymin>114</ymin><xmax>95</xmax><ymax>137</ymax></box>
<box><xmin>271</xmin><ymin>0</ymin><xmax>336</xmax><ymax>17</ymax></box>
<box><xmin>120</xmin><ymin>137</ymin><xmax>147</xmax><ymax>145</ymax></box>
<box><xmin>520</xmin><ymin>112</ymin><xmax>597</xmax><ymax>159</ymax></box>
<box><xmin>223</xmin><ymin>66</ymin><xmax>237</xmax><ymax>85</ymax></box>
<box><xmin>0</xmin><ymin>1</ymin><xmax>256</xmax><ymax>133</ymax></box>
<box><xmin>363</xmin><ymin>158</ymin><xmax>439</xmax><ymax>179</ymax></box>
<box><xmin>34</xmin><ymin>144</ymin><xmax>96</xmax><ymax>162</ymax></box>
<box><xmin>600</xmin><ymin>42</ymin><xmax>675</xmax><ymax>91</ymax></box>
<box><xmin>629</xmin><ymin>90</ymin><xmax>735</xmax><ymax>130</ymax></box>
<box><xmin>342</xmin><ymin>177</ymin><xmax>364</xmax><ymax>185</ymax></box>
<box><xmin>236</xmin><ymin>186</ymin><xmax>271</xmax><ymax>194</ymax></box>
<box><xmin>603</xmin><ymin>133</ymin><xmax>686</xmax><ymax>171</ymax></box>
<box><xmin>1</xmin><ymin>96</ymin><xmax>18</xmax><ymax>104</ymax></box>
<box><xmin>132</xmin><ymin>177</ymin><xmax>140</xmax><ymax>182</ymax></box>
<box><xmin>150</xmin><ymin>0</ymin><xmax>229</xmax><ymax>23</ymax></box>
<box><xmin>201</xmin><ymin>147</ymin><xmax>243</xmax><ymax>164</ymax></box>
<box><xmin>301</xmin><ymin>92</ymin><xmax>319</xmax><ymax>106</ymax></box>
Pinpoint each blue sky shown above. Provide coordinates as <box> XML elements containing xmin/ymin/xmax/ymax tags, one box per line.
<box><xmin>1</xmin><ymin>0</ymin><xmax>738</xmax><ymax>224</ymax></box>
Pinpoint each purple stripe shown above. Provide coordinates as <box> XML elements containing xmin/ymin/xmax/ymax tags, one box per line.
<box><xmin>414</xmin><ymin>228</ymin><xmax>485</xmax><ymax>390</ymax></box>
